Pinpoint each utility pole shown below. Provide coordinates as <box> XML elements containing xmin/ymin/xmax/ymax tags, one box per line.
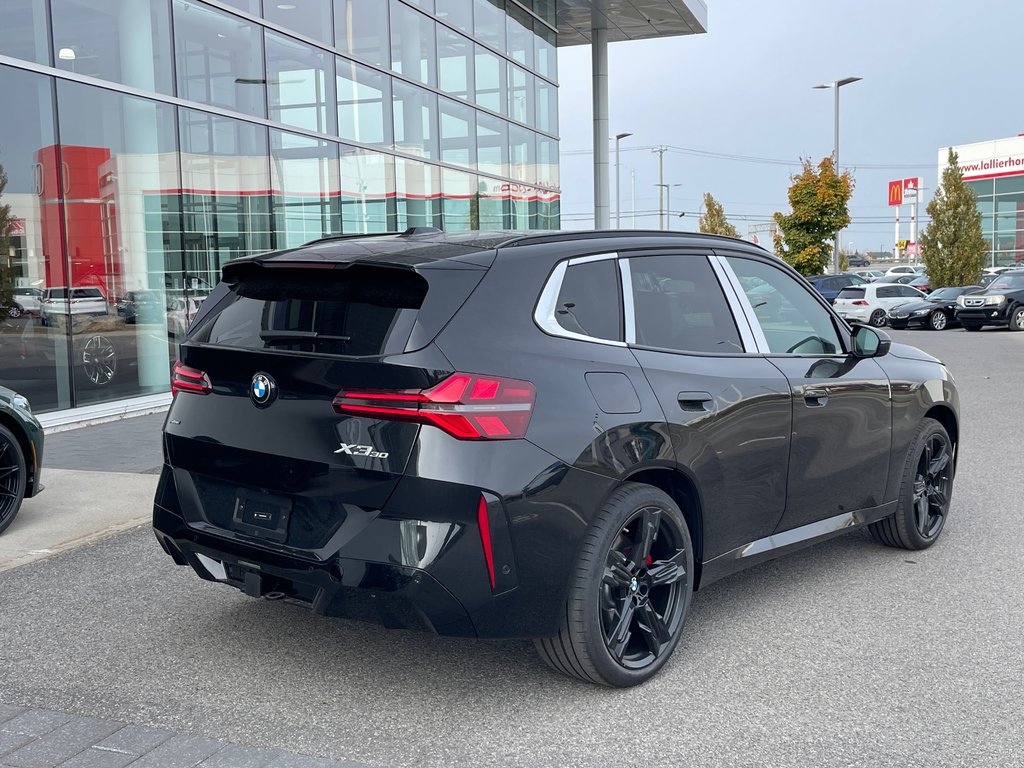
<box><xmin>652</xmin><ymin>146</ymin><xmax>667</xmax><ymax>230</ymax></box>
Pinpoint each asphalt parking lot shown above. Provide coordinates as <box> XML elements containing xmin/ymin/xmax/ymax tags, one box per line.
<box><xmin>1</xmin><ymin>327</ymin><xmax>1022</xmax><ymax>768</ymax></box>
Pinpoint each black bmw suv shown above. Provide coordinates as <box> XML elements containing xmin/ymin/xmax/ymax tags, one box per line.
<box><xmin>153</xmin><ymin>229</ymin><xmax>960</xmax><ymax>687</ymax></box>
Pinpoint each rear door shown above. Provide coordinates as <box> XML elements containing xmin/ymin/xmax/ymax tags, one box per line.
<box><xmin>166</xmin><ymin>262</ymin><xmax>486</xmax><ymax>550</ymax></box>
<box><xmin>720</xmin><ymin>253</ymin><xmax>891</xmax><ymax>532</ymax></box>
<box><xmin>624</xmin><ymin>251</ymin><xmax>792</xmax><ymax>559</ymax></box>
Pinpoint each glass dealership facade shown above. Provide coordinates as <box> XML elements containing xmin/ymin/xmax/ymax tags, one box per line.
<box><xmin>0</xmin><ymin>0</ymin><xmax>559</xmax><ymax>413</ymax></box>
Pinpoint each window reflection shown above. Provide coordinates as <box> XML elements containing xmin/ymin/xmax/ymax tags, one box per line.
<box><xmin>0</xmin><ymin>0</ymin><xmax>50</xmax><ymax>65</ymax></box>
<box><xmin>337</xmin><ymin>59</ymin><xmax>392</xmax><ymax>147</ymax></box>
<box><xmin>52</xmin><ymin>0</ymin><xmax>173</xmax><ymax>94</ymax></box>
<box><xmin>271</xmin><ymin>131</ymin><xmax>341</xmax><ymax>247</ymax></box>
<box><xmin>266</xmin><ymin>32</ymin><xmax>337</xmax><ymax>134</ymax></box>
<box><xmin>508</xmin><ymin>64</ymin><xmax>533</xmax><ymax>125</ymax></box>
<box><xmin>473</xmin><ymin>0</ymin><xmax>506</xmax><ymax>50</ymax></box>
<box><xmin>437</xmin><ymin>25</ymin><xmax>473</xmax><ymax>101</ymax></box>
<box><xmin>439</xmin><ymin>98</ymin><xmax>475</xmax><ymax>167</ymax></box>
<box><xmin>475</xmin><ymin>45</ymin><xmax>506</xmax><ymax>114</ymax></box>
<box><xmin>435</xmin><ymin>0</ymin><xmax>472</xmax><ymax>33</ymax></box>
<box><xmin>173</xmin><ymin>0</ymin><xmax>266</xmax><ymax>118</ymax></box>
<box><xmin>335</xmin><ymin>0</ymin><xmax>390</xmax><ymax>68</ymax></box>
<box><xmin>396</xmin><ymin>159</ymin><xmax>442</xmax><ymax>229</ymax></box>
<box><xmin>441</xmin><ymin>169</ymin><xmax>477</xmax><ymax>231</ymax></box>
<box><xmin>476</xmin><ymin>112</ymin><xmax>508</xmax><ymax>178</ymax></box>
<box><xmin>56</xmin><ymin>79</ymin><xmax>181</xmax><ymax>404</ymax></box>
<box><xmin>340</xmin><ymin>147</ymin><xmax>395</xmax><ymax>233</ymax></box>
<box><xmin>264</xmin><ymin>0</ymin><xmax>334</xmax><ymax>45</ymax></box>
<box><xmin>506</xmin><ymin>4</ymin><xmax>533</xmax><ymax>67</ymax></box>
<box><xmin>393</xmin><ymin>81</ymin><xmax>438</xmax><ymax>160</ymax></box>
<box><xmin>391</xmin><ymin>0</ymin><xmax>437</xmax><ymax>87</ymax></box>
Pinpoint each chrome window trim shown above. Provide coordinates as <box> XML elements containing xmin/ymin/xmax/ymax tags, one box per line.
<box><xmin>618</xmin><ymin>258</ymin><xmax>636</xmax><ymax>344</ymax></box>
<box><xmin>708</xmin><ymin>255</ymin><xmax>757</xmax><ymax>354</ymax></box>
<box><xmin>533</xmin><ymin>252</ymin><xmax>627</xmax><ymax>347</ymax></box>
<box><xmin>712</xmin><ymin>255</ymin><xmax>771</xmax><ymax>354</ymax></box>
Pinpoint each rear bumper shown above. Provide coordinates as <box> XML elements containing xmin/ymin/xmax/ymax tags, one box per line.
<box><xmin>154</xmin><ymin>504</ymin><xmax>477</xmax><ymax>636</ymax></box>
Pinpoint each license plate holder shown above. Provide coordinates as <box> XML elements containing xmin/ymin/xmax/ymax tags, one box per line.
<box><xmin>232</xmin><ymin>489</ymin><xmax>292</xmax><ymax>544</ymax></box>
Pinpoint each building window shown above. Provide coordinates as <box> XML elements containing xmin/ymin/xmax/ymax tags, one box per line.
<box><xmin>508</xmin><ymin>63</ymin><xmax>534</xmax><ymax>125</ymax></box>
<box><xmin>391</xmin><ymin>0</ymin><xmax>437</xmax><ymax>87</ymax></box>
<box><xmin>52</xmin><ymin>0</ymin><xmax>174</xmax><ymax>95</ymax></box>
<box><xmin>396</xmin><ymin>158</ymin><xmax>442</xmax><ymax>229</ymax></box>
<box><xmin>506</xmin><ymin>3</ymin><xmax>533</xmax><ymax>68</ymax></box>
<box><xmin>271</xmin><ymin>130</ymin><xmax>341</xmax><ymax>247</ymax></box>
<box><xmin>264</xmin><ymin>0</ymin><xmax>334</xmax><ymax>45</ymax></box>
<box><xmin>439</xmin><ymin>97</ymin><xmax>476</xmax><ymax>167</ymax></box>
<box><xmin>476</xmin><ymin>111</ymin><xmax>508</xmax><ymax>179</ymax></box>
<box><xmin>335</xmin><ymin>0</ymin><xmax>390</xmax><ymax>68</ymax></box>
<box><xmin>536</xmin><ymin>78</ymin><xmax>557</xmax><ymax>135</ymax></box>
<box><xmin>509</xmin><ymin>124</ymin><xmax>535</xmax><ymax>183</ymax></box>
<box><xmin>56</xmin><ymin>78</ymin><xmax>183</xmax><ymax>404</ymax></box>
<box><xmin>393</xmin><ymin>81</ymin><xmax>438</xmax><ymax>159</ymax></box>
<box><xmin>441</xmin><ymin>168</ymin><xmax>478</xmax><ymax>231</ymax></box>
<box><xmin>435</xmin><ymin>0</ymin><xmax>472</xmax><ymax>33</ymax></box>
<box><xmin>474</xmin><ymin>45</ymin><xmax>506</xmax><ymax>114</ymax></box>
<box><xmin>534</xmin><ymin>21</ymin><xmax>556</xmax><ymax>80</ymax></box>
<box><xmin>336</xmin><ymin>59</ymin><xmax>392</xmax><ymax>147</ymax></box>
<box><xmin>173</xmin><ymin>0</ymin><xmax>266</xmax><ymax>118</ymax></box>
<box><xmin>0</xmin><ymin>0</ymin><xmax>50</xmax><ymax>65</ymax></box>
<box><xmin>437</xmin><ymin>24</ymin><xmax>473</xmax><ymax>101</ymax></box>
<box><xmin>266</xmin><ymin>32</ymin><xmax>337</xmax><ymax>134</ymax></box>
<box><xmin>473</xmin><ymin>0</ymin><xmax>506</xmax><ymax>50</ymax></box>
<box><xmin>178</xmin><ymin>108</ymin><xmax>272</xmax><ymax>289</ymax></box>
<box><xmin>340</xmin><ymin>147</ymin><xmax>395</xmax><ymax>233</ymax></box>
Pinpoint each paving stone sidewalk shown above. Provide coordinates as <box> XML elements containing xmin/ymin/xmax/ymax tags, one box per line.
<box><xmin>0</xmin><ymin>705</ymin><xmax>374</xmax><ymax>768</ymax></box>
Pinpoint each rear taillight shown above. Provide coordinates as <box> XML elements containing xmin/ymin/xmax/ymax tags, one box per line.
<box><xmin>852</xmin><ymin>300</ymin><xmax>869</xmax><ymax>306</ymax></box>
<box><xmin>333</xmin><ymin>372</ymin><xmax>535</xmax><ymax>440</ymax></box>
<box><xmin>171</xmin><ymin>361</ymin><xmax>212</xmax><ymax>396</ymax></box>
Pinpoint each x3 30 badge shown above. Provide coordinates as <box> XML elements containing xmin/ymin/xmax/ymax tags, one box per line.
<box><xmin>335</xmin><ymin>442</ymin><xmax>389</xmax><ymax>458</ymax></box>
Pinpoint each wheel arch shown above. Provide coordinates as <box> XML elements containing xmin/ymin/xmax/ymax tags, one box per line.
<box><xmin>621</xmin><ymin>465</ymin><xmax>706</xmax><ymax>589</ymax></box>
<box><xmin>924</xmin><ymin>404</ymin><xmax>959</xmax><ymax>466</ymax></box>
<box><xmin>0</xmin><ymin>412</ymin><xmax>37</xmax><ymax>496</ymax></box>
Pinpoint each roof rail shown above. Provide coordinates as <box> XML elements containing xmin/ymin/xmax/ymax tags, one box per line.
<box><xmin>497</xmin><ymin>229</ymin><xmax>761</xmax><ymax>250</ymax></box>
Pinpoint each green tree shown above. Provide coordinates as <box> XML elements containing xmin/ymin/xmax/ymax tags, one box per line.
<box><xmin>919</xmin><ymin>149</ymin><xmax>988</xmax><ymax>287</ymax></box>
<box><xmin>0</xmin><ymin>164</ymin><xmax>14</xmax><ymax>313</ymax></box>
<box><xmin>772</xmin><ymin>157</ymin><xmax>854</xmax><ymax>276</ymax></box>
<box><xmin>698</xmin><ymin>192</ymin><xmax>740</xmax><ymax>238</ymax></box>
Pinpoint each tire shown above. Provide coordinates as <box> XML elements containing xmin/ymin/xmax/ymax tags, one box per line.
<box><xmin>1009</xmin><ymin>305</ymin><xmax>1024</xmax><ymax>331</ymax></box>
<box><xmin>929</xmin><ymin>310</ymin><xmax>948</xmax><ymax>331</ymax></box>
<box><xmin>962</xmin><ymin>322</ymin><xmax>982</xmax><ymax>332</ymax></box>
<box><xmin>869</xmin><ymin>309</ymin><xmax>887</xmax><ymax>327</ymax></box>
<box><xmin>868</xmin><ymin>420</ymin><xmax>954</xmax><ymax>550</ymax></box>
<box><xmin>534</xmin><ymin>482</ymin><xmax>694</xmax><ymax>687</ymax></box>
<box><xmin>0</xmin><ymin>424</ymin><xmax>28</xmax><ymax>535</ymax></box>
<box><xmin>7</xmin><ymin>305</ymin><xmax>21</xmax><ymax>318</ymax></box>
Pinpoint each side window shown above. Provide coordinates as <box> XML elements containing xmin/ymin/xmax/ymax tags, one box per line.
<box><xmin>628</xmin><ymin>254</ymin><xmax>742</xmax><ymax>353</ymax></box>
<box><xmin>900</xmin><ymin>286</ymin><xmax>922</xmax><ymax>297</ymax></box>
<box><xmin>554</xmin><ymin>259</ymin><xmax>622</xmax><ymax>342</ymax></box>
<box><xmin>726</xmin><ymin>256</ymin><xmax>842</xmax><ymax>355</ymax></box>
<box><xmin>876</xmin><ymin>286</ymin><xmax>897</xmax><ymax>298</ymax></box>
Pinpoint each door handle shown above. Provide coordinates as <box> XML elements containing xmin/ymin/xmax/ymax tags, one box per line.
<box><xmin>804</xmin><ymin>387</ymin><xmax>829</xmax><ymax>407</ymax></box>
<box><xmin>677</xmin><ymin>391</ymin><xmax>713</xmax><ymax>411</ymax></box>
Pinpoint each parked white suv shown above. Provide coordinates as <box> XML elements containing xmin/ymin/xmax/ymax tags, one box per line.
<box><xmin>39</xmin><ymin>286</ymin><xmax>108</xmax><ymax>326</ymax></box>
<box><xmin>833</xmin><ymin>283</ymin><xmax>926</xmax><ymax>327</ymax></box>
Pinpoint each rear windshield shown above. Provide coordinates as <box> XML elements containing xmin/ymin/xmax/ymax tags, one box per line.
<box><xmin>191</xmin><ymin>266</ymin><xmax>429</xmax><ymax>358</ymax></box>
<box><xmin>836</xmin><ymin>287</ymin><xmax>865</xmax><ymax>299</ymax></box>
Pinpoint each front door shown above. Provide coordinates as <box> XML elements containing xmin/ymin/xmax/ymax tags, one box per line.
<box><xmin>721</xmin><ymin>253</ymin><xmax>892</xmax><ymax>532</ymax></box>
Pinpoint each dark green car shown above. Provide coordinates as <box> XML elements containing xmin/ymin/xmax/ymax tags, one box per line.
<box><xmin>0</xmin><ymin>385</ymin><xmax>44</xmax><ymax>534</ymax></box>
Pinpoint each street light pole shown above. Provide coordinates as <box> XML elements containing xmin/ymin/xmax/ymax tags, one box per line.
<box><xmin>655</xmin><ymin>183</ymin><xmax>681</xmax><ymax>230</ymax></box>
<box><xmin>813</xmin><ymin>76</ymin><xmax>862</xmax><ymax>273</ymax></box>
<box><xmin>615</xmin><ymin>132</ymin><xmax>632</xmax><ymax>229</ymax></box>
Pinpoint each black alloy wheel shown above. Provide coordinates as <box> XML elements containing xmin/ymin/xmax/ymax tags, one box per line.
<box><xmin>869</xmin><ymin>419</ymin><xmax>953</xmax><ymax>550</ymax></box>
<box><xmin>869</xmin><ymin>309</ymin><xmax>887</xmax><ymax>327</ymax></box>
<box><xmin>81</xmin><ymin>334</ymin><xmax>117</xmax><ymax>386</ymax></box>
<box><xmin>535</xmin><ymin>483</ymin><xmax>694</xmax><ymax>687</ymax></box>
<box><xmin>1010</xmin><ymin>305</ymin><xmax>1024</xmax><ymax>331</ymax></box>
<box><xmin>0</xmin><ymin>424</ymin><xmax>27</xmax><ymax>535</ymax></box>
<box><xmin>929</xmin><ymin>310</ymin><xmax>948</xmax><ymax>330</ymax></box>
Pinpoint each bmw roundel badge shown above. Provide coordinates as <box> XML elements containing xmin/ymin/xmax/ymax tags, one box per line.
<box><xmin>250</xmin><ymin>372</ymin><xmax>277</xmax><ymax>407</ymax></box>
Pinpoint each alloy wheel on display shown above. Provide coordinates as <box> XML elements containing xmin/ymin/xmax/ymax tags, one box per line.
<box><xmin>81</xmin><ymin>335</ymin><xmax>117</xmax><ymax>386</ymax></box>
<box><xmin>930</xmin><ymin>311</ymin><xmax>948</xmax><ymax>330</ymax></box>
<box><xmin>600</xmin><ymin>506</ymin><xmax>689</xmax><ymax>670</ymax></box>
<box><xmin>912</xmin><ymin>433</ymin><xmax>953</xmax><ymax>540</ymax></box>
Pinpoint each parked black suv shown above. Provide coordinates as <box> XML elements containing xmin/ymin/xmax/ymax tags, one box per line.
<box><xmin>153</xmin><ymin>229</ymin><xmax>961</xmax><ymax>687</ymax></box>
<box><xmin>955</xmin><ymin>269</ymin><xmax>1024</xmax><ymax>330</ymax></box>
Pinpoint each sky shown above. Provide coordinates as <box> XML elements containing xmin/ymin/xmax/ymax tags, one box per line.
<box><xmin>554</xmin><ymin>0</ymin><xmax>1024</xmax><ymax>254</ymax></box>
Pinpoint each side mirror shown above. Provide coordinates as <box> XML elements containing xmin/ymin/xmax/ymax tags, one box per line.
<box><xmin>850</xmin><ymin>324</ymin><xmax>891</xmax><ymax>358</ymax></box>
